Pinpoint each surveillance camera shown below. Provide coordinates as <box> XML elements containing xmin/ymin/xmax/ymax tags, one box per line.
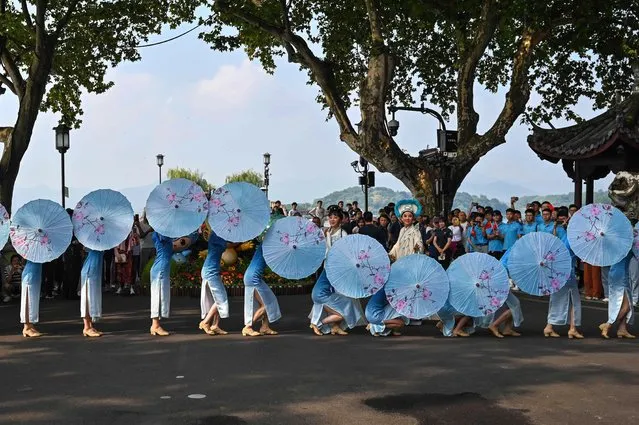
<box><xmin>350</xmin><ymin>160</ymin><xmax>359</xmax><ymax>168</ymax></box>
<box><xmin>0</xmin><ymin>84</ymin><xmax>5</xmax><ymax>96</ymax></box>
<box><xmin>388</xmin><ymin>119</ymin><xmax>399</xmax><ymax>136</ymax></box>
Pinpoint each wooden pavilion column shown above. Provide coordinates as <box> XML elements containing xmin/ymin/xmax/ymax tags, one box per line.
<box><xmin>585</xmin><ymin>177</ymin><xmax>594</xmax><ymax>204</ymax></box>
<box><xmin>574</xmin><ymin>161</ymin><xmax>583</xmax><ymax>208</ymax></box>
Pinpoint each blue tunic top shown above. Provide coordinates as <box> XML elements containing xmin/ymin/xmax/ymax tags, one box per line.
<box><xmin>22</xmin><ymin>260</ymin><xmax>42</xmax><ymax>286</ymax></box>
<box><xmin>151</xmin><ymin>233</ymin><xmax>174</xmax><ymax>279</ymax></box>
<box><xmin>201</xmin><ymin>231</ymin><xmax>226</xmax><ymax>282</ymax></box>
<box><xmin>81</xmin><ymin>250</ymin><xmax>104</xmax><ymax>278</ymax></box>
<box><xmin>609</xmin><ymin>252</ymin><xmax>633</xmax><ymax>289</ymax></box>
<box><xmin>365</xmin><ymin>288</ymin><xmax>389</xmax><ymax>324</ymax></box>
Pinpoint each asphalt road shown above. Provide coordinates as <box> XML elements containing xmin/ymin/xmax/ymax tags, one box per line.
<box><xmin>0</xmin><ymin>293</ymin><xmax>637</xmax><ymax>425</ymax></box>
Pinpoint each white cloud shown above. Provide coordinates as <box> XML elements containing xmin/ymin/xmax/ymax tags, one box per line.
<box><xmin>191</xmin><ymin>59</ymin><xmax>267</xmax><ymax>113</ymax></box>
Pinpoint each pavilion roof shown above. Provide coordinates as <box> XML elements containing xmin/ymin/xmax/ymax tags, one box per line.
<box><xmin>528</xmin><ymin>94</ymin><xmax>639</xmax><ymax>162</ymax></box>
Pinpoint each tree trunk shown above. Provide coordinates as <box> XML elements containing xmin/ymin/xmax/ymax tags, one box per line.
<box><xmin>0</xmin><ymin>47</ymin><xmax>53</xmax><ymax>213</ymax></box>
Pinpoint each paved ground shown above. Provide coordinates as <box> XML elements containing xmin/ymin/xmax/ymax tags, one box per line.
<box><xmin>0</xmin><ymin>293</ymin><xmax>637</xmax><ymax>425</ymax></box>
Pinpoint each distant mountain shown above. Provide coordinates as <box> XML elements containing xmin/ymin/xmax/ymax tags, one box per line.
<box><xmin>459</xmin><ymin>180</ymin><xmax>537</xmax><ymax>200</ymax></box>
<box><xmin>13</xmin><ymin>184</ymin><xmax>155</xmax><ymax>213</ymax></box>
<box><xmin>304</xmin><ymin>187</ymin><xmax>612</xmax><ymax>214</ymax></box>
<box><xmin>452</xmin><ymin>193</ymin><xmax>509</xmax><ymax>212</ymax></box>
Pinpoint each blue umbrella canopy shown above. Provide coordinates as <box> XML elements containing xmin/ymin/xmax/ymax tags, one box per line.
<box><xmin>325</xmin><ymin>234</ymin><xmax>391</xmax><ymax>298</ymax></box>
<box><xmin>567</xmin><ymin>203</ymin><xmax>633</xmax><ymax>267</ymax></box>
<box><xmin>507</xmin><ymin>232</ymin><xmax>572</xmax><ymax>296</ymax></box>
<box><xmin>262</xmin><ymin>216</ymin><xmax>325</xmax><ymax>279</ymax></box>
<box><xmin>385</xmin><ymin>254</ymin><xmax>449</xmax><ymax>319</ymax></box>
<box><xmin>9</xmin><ymin>199</ymin><xmax>73</xmax><ymax>263</ymax></box>
<box><xmin>0</xmin><ymin>203</ymin><xmax>9</xmax><ymax>248</ymax></box>
<box><xmin>208</xmin><ymin>182</ymin><xmax>270</xmax><ymax>242</ymax></box>
<box><xmin>72</xmin><ymin>189</ymin><xmax>134</xmax><ymax>251</ymax></box>
<box><xmin>447</xmin><ymin>252</ymin><xmax>510</xmax><ymax>317</ymax></box>
<box><xmin>632</xmin><ymin>222</ymin><xmax>639</xmax><ymax>259</ymax></box>
<box><xmin>145</xmin><ymin>178</ymin><xmax>208</xmax><ymax>238</ymax></box>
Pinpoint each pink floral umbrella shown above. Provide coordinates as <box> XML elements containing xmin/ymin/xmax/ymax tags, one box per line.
<box><xmin>447</xmin><ymin>252</ymin><xmax>510</xmax><ymax>317</ymax></box>
<box><xmin>0</xmin><ymin>203</ymin><xmax>9</xmax><ymax>247</ymax></box>
<box><xmin>325</xmin><ymin>234</ymin><xmax>390</xmax><ymax>298</ymax></box>
<box><xmin>9</xmin><ymin>199</ymin><xmax>72</xmax><ymax>263</ymax></box>
<box><xmin>72</xmin><ymin>189</ymin><xmax>133</xmax><ymax>251</ymax></box>
<box><xmin>208</xmin><ymin>182</ymin><xmax>270</xmax><ymax>242</ymax></box>
<box><xmin>632</xmin><ymin>222</ymin><xmax>639</xmax><ymax>259</ymax></box>
<box><xmin>145</xmin><ymin>178</ymin><xmax>208</xmax><ymax>239</ymax></box>
<box><xmin>567</xmin><ymin>203</ymin><xmax>632</xmax><ymax>267</ymax></box>
<box><xmin>262</xmin><ymin>216</ymin><xmax>325</xmax><ymax>279</ymax></box>
<box><xmin>506</xmin><ymin>232</ymin><xmax>572</xmax><ymax>296</ymax></box>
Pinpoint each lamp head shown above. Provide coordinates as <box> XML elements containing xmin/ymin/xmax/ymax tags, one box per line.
<box><xmin>263</xmin><ymin>152</ymin><xmax>271</xmax><ymax>165</ymax></box>
<box><xmin>388</xmin><ymin>118</ymin><xmax>399</xmax><ymax>136</ymax></box>
<box><xmin>156</xmin><ymin>154</ymin><xmax>164</xmax><ymax>167</ymax></box>
<box><xmin>53</xmin><ymin>122</ymin><xmax>71</xmax><ymax>152</ymax></box>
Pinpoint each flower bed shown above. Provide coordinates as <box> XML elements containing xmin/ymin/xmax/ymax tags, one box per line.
<box><xmin>140</xmin><ymin>246</ymin><xmax>315</xmax><ymax>297</ymax></box>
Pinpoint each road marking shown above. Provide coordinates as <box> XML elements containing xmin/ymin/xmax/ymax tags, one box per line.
<box><xmin>188</xmin><ymin>394</ymin><xmax>206</xmax><ymax>399</ymax></box>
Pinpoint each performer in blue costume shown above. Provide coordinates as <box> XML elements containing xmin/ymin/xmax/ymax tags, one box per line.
<box><xmin>199</xmin><ymin>228</ymin><xmax>230</xmax><ymax>335</ymax></box>
<box><xmin>80</xmin><ymin>249</ymin><xmax>105</xmax><ymax>337</ymax></box>
<box><xmin>365</xmin><ymin>288</ymin><xmax>409</xmax><ymax>337</ymax></box>
<box><xmin>474</xmin><ymin>248</ymin><xmax>523</xmax><ymax>338</ymax></box>
<box><xmin>309</xmin><ymin>206</ymin><xmax>365</xmax><ymax>336</ymax></box>
<box><xmin>20</xmin><ymin>261</ymin><xmax>43</xmax><ymax>337</ymax></box>
<box><xmin>544</xmin><ymin>209</ymin><xmax>583</xmax><ymax>339</ymax></box>
<box><xmin>242</xmin><ymin>212</ymin><xmax>283</xmax><ymax>337</ymax></box>
<box><xmin>149</xmin><ymin>233</ymin><xmax>175</xmax><ymax>336</ymax></box>
<box><xmin>599</xmin><ymin>251</ymin><xmax>635</xmax><ymax>339</ymax></box>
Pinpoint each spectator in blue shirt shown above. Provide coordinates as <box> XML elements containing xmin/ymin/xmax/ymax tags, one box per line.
<box><xmin>501</xmin><ymin>208</ymin><xmax>523</xmax><ymax>251</ymax></box>
<box><xmin>468</xmin><ymin>213</ymin><xmax>488</xmax><ymax>254</ymax></box>
<box><xmin>537</xmin><ymin>208</ymin><xmax>555</xmax><ymax>234</ymax></box>
<box><xmin>531</xmin><ymin>201</ymin><xmax>544</xmax><ymax>226</ymax></box>
<box><xmin>522</xmin><ymin>209</ymin><xmax>538</xmax><ymax>235</ymax></box>
<box><xmin>553</xmin><ymin>208</ymin><xmax>569</xmax><ymax>243</ymax></box>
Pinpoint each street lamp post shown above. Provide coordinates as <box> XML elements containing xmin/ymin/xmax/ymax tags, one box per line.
<box><xmin>54</xmin><ymin>122</ymin><xmax>71</xmax><ymax>208</ymax></box>
<box><xmin>387</xmin><ymin>103</ymin><xmax>454</xmax><ymax>216</ymax></box>
<box><xmin>263</xmin><ymin>152</ymin><xmax>271</xmax><ymax>199</ymax></box>
<box><xmin>156</xmin><ymin>154</ymin><xmax>164</xmax><ymax>184</ymax></box>
<box><xmin>352</xmin><ymin>122</ymin><xmax>375</xmax><ymax>212</ymax></box>
<box><xmin>350</xmin><ymin>157</ymin><xmax>374</xmax><ymax>212</ymax></box>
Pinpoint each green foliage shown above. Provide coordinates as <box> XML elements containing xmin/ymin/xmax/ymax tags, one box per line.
<box><xmin>167</xmin><ymin>167</ymin><xmax>214</xmax><ymax>192</ymax></box>
<box><xmin>201</xmin><ymin>1</ymin><xmax>639</xmax><ymax>123</ymax></box>
<box><xmin>224</xmin><ymin>169</ymin><xmax>263</xmax><ymax>186</ymax></box>
<box><xmin>0</xmin><ymin>1</ymin><xmax>202</xmax><ymax>126</ymax></box>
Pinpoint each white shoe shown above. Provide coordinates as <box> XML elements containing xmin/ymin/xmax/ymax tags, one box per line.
<box><xmin>2</xmin><ymin>296</ymin><xmax>11</xmax><ymax>303</ymax></box>
<box><xmin>115</xmin><ymin>287</ymin><xmax>122</xmax><ymax>295</ymax></box>
<box><xmin>129</xmin><ymin>287</ymin><xmax>135</xmax><ymax>295</ymax></box>
<box><xmin>602</xmin><ymin>298</ymin><xmax>609</xmax><ymax>303</ymax></box>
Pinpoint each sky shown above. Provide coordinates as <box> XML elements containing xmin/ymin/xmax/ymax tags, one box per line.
<box><xmin>0</xmin><ymin>22</ymin><xmax>615</xmax><ymax>212</ymax></box>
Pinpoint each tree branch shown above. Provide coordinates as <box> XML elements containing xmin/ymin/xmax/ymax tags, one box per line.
<box><xmin>217</xmin><ymin>2</ymin><xmax>356</xmax><ymax>139</ymax></box>
<box><xmin>0</xmin><ymin>72</ymin><xmax>16</xmax><ymax>95</ymax></box>
<box><xmin>457</xmin><ymin>27</ymin><xmax>548</xmax><ymax>167</ymax></box>
<box><xmin>457</xmin><ymin>0</ymin><xmax>499</xmax><ymax>143</ymax></box>
<box><xmin>363</xmin><ymin>0</ymin><xmax>383</xmax><ymax>44</ymax></box>
<box><xmin>20</xmin><ymin>0</ymin><xmax>34</xmax><ymax>29</ymax></box>
<box><xmin>0</xmin><ymin>48</ymin><xmax>25</xmax><ymax>98</ymax></box>
<box><xmin>54</xmin><ymin>0</ymin><xmax>82</xmax><ymax>37</ymax></box>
